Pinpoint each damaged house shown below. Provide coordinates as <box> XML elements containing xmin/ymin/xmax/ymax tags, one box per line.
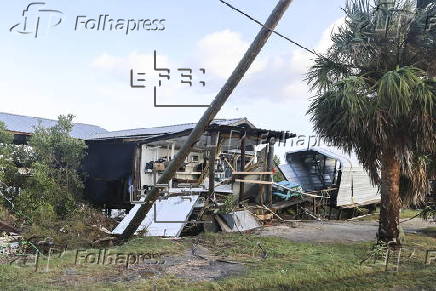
<box><xmin>1</xmin><ymin>112</ymin><xmax>385</xmax><ymax>237</ymax></box>
<box><xmin>83</xmin><ymin>118</ymin><xmax>294</xmax><ymax>236</ymax></box>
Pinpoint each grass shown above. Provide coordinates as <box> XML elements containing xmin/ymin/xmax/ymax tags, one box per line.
<box><xmin>189</xmin><ymin>233</ymin><xmax>436</xmax><ymax>290</ymax></box>
<box><xmin>1</xmin><ymin>231</ymin><xmax>435</xmax><ymax>290</ymax></box>
<box><xmin>19</xmin><ymin>205</ymin><xmax>118</xmax><ymax>250</ymax></box>
<box><xmin>355</xmin><ymin>208</ymin><xmax>422</xmax><ymax>221</ymax></box>
<box><xmin>400</xmin><ymin>208</ymin><xmax>422</xmax><ymax>219</ymax></box>
<box><xmin>419</xmin><ymin>226</ymin><xmax>436</xmax><ymax>237</ymax></box>
<box><xmin>0</xmin><ymin>237</ymin><xmax>186</xmax><ymax>290</ymax></box>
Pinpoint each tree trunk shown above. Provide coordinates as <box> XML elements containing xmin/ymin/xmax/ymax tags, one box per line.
<box><xmin>378</xmin><ymin>149</ymin><xmax>402</xmax><ymax>244</ymax></box>
<box><xmin>120</xmin><ymin>0</ymin><xmax>294</xmax><ymax>240</ymax></box>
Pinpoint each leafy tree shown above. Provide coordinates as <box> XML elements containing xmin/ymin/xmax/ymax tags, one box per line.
<box><xmin>0</xmin><ymin>122</ymin><xmax>16</xmax><ymax>206</ymax></box>
<box><xmin>0</xmin><ymin>122</ymin><xmax>14</xmax><ymax>180</ymax></box>
<box><xmin>0</xmin><ymin>122</ymin><xmax>29</xmax><ymax>205</ymax></box>
<box><xmin>16</xmin><ymin>115</ymin><xmax>87</xmax><ymax>220</ymax></box>
<box><xmin>306</xmin><ymin>0</ymin><xmax>435</xmax><ymax>244</ymax></box>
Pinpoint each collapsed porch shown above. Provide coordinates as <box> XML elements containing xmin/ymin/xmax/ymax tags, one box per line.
<box><xmin>83</xmin><ymin>118</ymin><xmax>297</xmax><ymax>236</ymax></box>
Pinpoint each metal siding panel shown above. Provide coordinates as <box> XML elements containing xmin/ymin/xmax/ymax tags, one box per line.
<box><xmin>336</xmin><ymin>168</ymin><xmax>380</xmax><ymax>207</ymax></box>
<box><xmin>112</xmin><ymin>195</ymin><xmax>200</xmax><ymax>237</ymax></box>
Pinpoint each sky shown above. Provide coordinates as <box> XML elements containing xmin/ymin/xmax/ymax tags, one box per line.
<box><xmin>0</xmin><ymin>0</ymin><xmax>346</xmax><ymax>160</ymax></box>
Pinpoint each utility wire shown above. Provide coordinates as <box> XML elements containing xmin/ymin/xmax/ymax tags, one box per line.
<box><xmin>217</xmin><ymin>0</ymin><xmax>360</xmax><ymax>79</ymax></box>
<box><xmin>217</xmin><ymin>0</ymin><xmax>321</xmax><ymax>58</ymax></box>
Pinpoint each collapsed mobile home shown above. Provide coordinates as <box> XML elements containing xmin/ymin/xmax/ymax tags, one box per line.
<box><xmin>0</xmin><ymin>112</ymin><xmax>383</xmax><ymax>236</ymax></box>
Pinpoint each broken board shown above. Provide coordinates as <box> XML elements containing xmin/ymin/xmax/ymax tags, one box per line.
<box><xmin>112</xmin><ymin>195</ymin><xmax>200</xmax><ymax>237</ymax></box>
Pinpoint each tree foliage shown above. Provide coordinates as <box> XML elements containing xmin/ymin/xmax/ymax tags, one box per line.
<box><xmin>0</xmin><ymin>122</ymin><xmax>29</xmax><ymax>204</ymax></box>
<box><xmin>0</xmin><ymin>122</ymin><xmax>15</xmax><ymax>183</ymax></box>
<box><xmin>306</xmin><ymin>0</ymin><xmax>435</xmax><ymax>206</ymax></box>
<box><xmin>0</xmin><ymin>115</ymin><xmax>87</xmax><ymax>222</ymax></box>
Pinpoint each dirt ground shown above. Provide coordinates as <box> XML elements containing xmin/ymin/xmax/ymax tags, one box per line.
<box><xmin>54</xmin><ymin>219</ymin><xmax>434</xmax><ymax>287</ymax></box>
<box><xmin>2</xmin><ymin>219</ymin><xmax>434</xmax><ymax>289</ymax></box>
<box><xmin>255</xmin><ymin>219</ymin><xmax>435</xmax><ymax>243</ymax></box>
<box><xmin>53</xmin><ymin>245</ymin><xmax>245</xmax><ymax>287</ymax></box>
<box><xmin>160</xmin><ymin>246</ymin><xmax>244</xmax><ymax>282</ymax></box>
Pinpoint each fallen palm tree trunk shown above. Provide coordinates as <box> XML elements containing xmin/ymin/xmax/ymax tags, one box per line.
<box><xmin>120</xmin><ymin>0</ymin><xmax>294</xmax><ymax>240</ymax></box>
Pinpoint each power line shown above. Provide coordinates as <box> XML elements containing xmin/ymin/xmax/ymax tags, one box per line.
<box><xmin>216</xmin><ymin>1</ymin><xmax>358</xmax><ymax>74</ymax></box>
<box><xmin>217</xmin><ymin>0</ymin><xmax>320</xmax><ymax>57</ymax></box>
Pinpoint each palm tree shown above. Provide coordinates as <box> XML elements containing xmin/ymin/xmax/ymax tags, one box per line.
<box><xmin>306</xmin><ymin>0</ymin><xmax>435</xmax><ymax>244</ymax></box>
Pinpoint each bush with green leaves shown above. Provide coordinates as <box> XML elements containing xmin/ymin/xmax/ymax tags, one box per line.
<box><xmin>0</xmin><ymin>115</ymin><xmax>87</xmax><ymax>222</ymax></box>
<box><xmin>0</xmin><ymin>123</ymin><xmax>18</xmax><ymax>188</ymax></box>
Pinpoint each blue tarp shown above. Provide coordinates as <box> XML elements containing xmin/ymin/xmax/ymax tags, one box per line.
<box><xmin>273</xmin><ymin>181</ymin><xmax>303</xmax><ymax>201</ymax></box>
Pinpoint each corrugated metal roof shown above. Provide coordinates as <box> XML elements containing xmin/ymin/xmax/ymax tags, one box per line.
<box><xmin>279</xmin><ymin>153</ymin><xmax>337</xmax><ymax>192</ymax></box>
<box><xmin>0</xmin><ymin>112</ymin><xmax>108</xmax><ymax>140</ymax></box>
<box><xmin>280</xmin><ymin>146</ymin><xmax>380</xmax><ymax>207</ymax></box>
<box><xmin>88</xmin><ymin>118</ymin><xmax>254</xmax><ymax>140</ymax></box>
<box><xmin>286</xmin><ymin>146</ymin><xmax>360</xmax><ymax>168</ymax></box>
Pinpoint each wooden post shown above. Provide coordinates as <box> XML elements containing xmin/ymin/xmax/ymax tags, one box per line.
<box><xmin>257</xmin><ymin>146</ymin><xmax>267</xmax><ymax>205</ymax></box>
<box><xmin>266</xmin><ymin>138</ymin><xmax>275</xmax><ymax>207</ymax></box>
<box><xmin>208</xmin><ymin>134</ymin><xmax>217</xmax><ymax>196</ymax></box>
<box><xmin>239</xmin><ymin>132</ymin><xmax>246</xmax><ymax>201</ymax></box>
<box><xmin>131</xmin><ymin>145</ymin><xmax>142</xmax><ymax>201</ymax></box>
<box><xmin>169</xmin><ymin>143</ymin><xmax>175</xmax><ymax>189</ymax></box>
<box><xmin>120</xmin><ymin>0</ymin><xmax>294</xmax><ymax>239</ymax></box>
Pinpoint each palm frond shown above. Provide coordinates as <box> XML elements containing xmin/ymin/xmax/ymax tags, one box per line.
<box><xmin>306</xmin><ymin>0</ymin><xmax>436</xmax><ymax>204</ymax></box>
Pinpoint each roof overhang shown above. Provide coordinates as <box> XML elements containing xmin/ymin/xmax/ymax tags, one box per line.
<box><xmin>87</xmin><ymin>124</ymin><xmax>295</xmax><ymax>148</ymax></box>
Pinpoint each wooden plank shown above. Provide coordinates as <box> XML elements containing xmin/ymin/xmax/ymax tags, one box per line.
<box><xmin>209</xmin><ymin>133</ymin><xmax>218</xmax><ymax>196</ymax></box>
<box><xmin>214</xmin><ymin>215</ymin><xmax>232</xmax><ymax>232</ymax></box>
<box><xmin>175</xmin><ymin>172</ymin><xmax>202</xmax><ymax>175</ymax></box>
<box><xmin>266</xmin><ymin>141</ymin><xmax>275</xmax><ymax>207</ymax></box>
<box><xmin>239</xmin><ymin>135</ymin><xmax>246</xmax><ymax>201</ymax></box>
<box><xmin>235</xmin><ymin>179</ymin><xmax>273</xmax><ymax>185</ymax></box>
<box><xmin>233</xmin><ymin>172</ymin><xmax>273</xmax><ymax>175</ymax></box>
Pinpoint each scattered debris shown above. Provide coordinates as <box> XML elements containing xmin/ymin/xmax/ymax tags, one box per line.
<box><xmin>220</xmin><ymin>210</ymin><xmax>261</xmax><ymax>232</ymax></box>
<box><xmin>0</xmin><ymin>235</ymin><xmax>21</xmax><ymax>255</ymax></box>
<box><xmin>0</xmin><ymin>221</ymin><xmax>19</xmax><ymax>235</ymax></box>
<box><xmin>91</xmin><ymin>236</ymin><xmax>116</xmax><ymax>248</ymax></box>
